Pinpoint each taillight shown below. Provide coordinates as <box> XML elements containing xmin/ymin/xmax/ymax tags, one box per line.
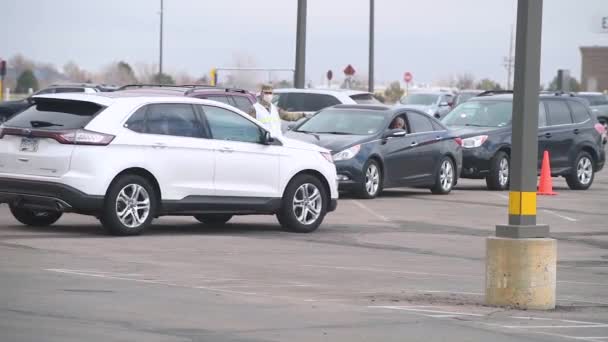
<box><xmin>454</xmin><ymin>137</ymin><xmax>463</xmax><ymax>146</ymax></box>
<box><xmin>54</xmin><ymin>129</ymin><xmax>115</xmax><ymax>146</ymax></box>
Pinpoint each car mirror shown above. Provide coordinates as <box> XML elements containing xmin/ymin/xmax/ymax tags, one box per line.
<box><xmin>287</xmin><ymin>123</ymin><xmax>296</xmax><ymax>131</ymax></box>
<box><xmin>262</xmin><ymin>130</ymin><xmax>275</xmax><ymax>145</ymax></box>
<box><xmin>383</xmin><ymin>129</ymin><xmax>407</xmax><ymax>139</ymax></box>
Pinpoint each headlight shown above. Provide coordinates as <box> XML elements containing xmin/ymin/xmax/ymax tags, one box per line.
<box><xmin>461</xmin><ymin>135</ymin><xmax>488</xmax><ymax>148</ymax></box>
<box><xmin>333</xmin><ymin>145</ymin><xmax>361</xmax><ymax>161</ymax></box>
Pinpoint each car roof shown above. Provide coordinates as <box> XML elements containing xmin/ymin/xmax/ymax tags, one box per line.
<box><xmin>406</xmin><ymin>91</ymin><xmax>451</xmax><ymax>95</ymax></box>
<box><xmin>273</xmin><ymin>88</ymin><xmax>372</xmax><ymax>96</ymax></box>
<box><xmin>31</xmin><ymin>92</ymin><xmax>237</xmax><ymax>108</ymax></box>
<box><xmin>116</xmin><ymin>85</ymin><xmax>253</xmax><ymax>97</ymax></box>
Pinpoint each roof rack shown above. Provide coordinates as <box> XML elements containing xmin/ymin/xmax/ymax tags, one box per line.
<box><xmin>185</xmin><ymin>87</ymin><xmax>249</xmax><ymax>95</ymax></box>
<box><xmin>476</xmin><ymin>90</ymin><xmax>514</xmax><ymax>97</ymax></box>
<box><xmin>117</xmin><ymin>84</ymin><xmax>205</xmax><ymax>90</ymax></box>
<box><xmin>546</xmin><ymin>91</ymin><xmax>576</xmax><ymax>97</ymax></box>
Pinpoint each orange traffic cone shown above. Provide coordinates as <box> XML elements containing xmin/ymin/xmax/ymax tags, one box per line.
<box><xmin>538</xmin><ymin>150</ymin><xmax>557</xmax><ymax>196</ymax></box>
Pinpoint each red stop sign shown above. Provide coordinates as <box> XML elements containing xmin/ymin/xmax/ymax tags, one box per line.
<box><xmin>404</xmin><ymin>72</ymin><xmax>413</xmax><ymax>83</ymax></box>
<box><xmin>343</xmin><ymin>64</ymin><xmax>356</xmax><ymax>76</ymax></box>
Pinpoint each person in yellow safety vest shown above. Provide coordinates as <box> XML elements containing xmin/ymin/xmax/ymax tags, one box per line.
<box><xmin>249</xmin><ymin>84</ymin><xmax>306</xmax><ymax>137</ymax></box>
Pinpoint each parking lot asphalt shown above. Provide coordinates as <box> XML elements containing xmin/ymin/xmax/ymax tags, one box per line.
<box><xmin>1</xmin><ymin>171</ymin><xmax>607</xmax><ymax>342</ymax></box>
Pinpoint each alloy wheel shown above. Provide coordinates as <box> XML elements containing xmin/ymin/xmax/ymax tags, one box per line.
<box><xmin>365</xmin><ymin>164</ymin><xmax>380</xmax><ymax>196</ymax></box>
<box><xmin>293</xmin><ymin>183</ymin><xmax>323</xmax><ymax>225</ymax></box>
<box><xmin>115</xmin><ymin>184</ymin><xmax>151</xmax><ymax>228</ymax></box>
<box><xmin>577</xmin><ymin>156</ymin><xmax>593</xmax><ymax>185</ymax></box>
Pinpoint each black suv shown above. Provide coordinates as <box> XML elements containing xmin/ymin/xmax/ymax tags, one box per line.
<box><xmin>0</xmin><ymin>83</ymin><xmax>117</xmax><ymax>123</ymax></box>
<box><xmin>442</xmin><ymin>92</ymin><xmax>606</xmax><ymax>190</ymax></box>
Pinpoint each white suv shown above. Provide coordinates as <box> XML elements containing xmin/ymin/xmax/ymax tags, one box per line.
<box><xmin>0</xmin><ymin>93</ymin><xmax>338</xmax><ymax>235</ymax></box>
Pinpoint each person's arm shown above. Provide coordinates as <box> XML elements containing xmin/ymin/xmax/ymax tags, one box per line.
<box><xmin>277</xmin><ymin>107</ymin><xmax>306</xmax><ymax>121</ymax></box>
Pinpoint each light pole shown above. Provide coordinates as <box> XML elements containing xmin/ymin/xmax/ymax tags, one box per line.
<box><xmin>159</xmin><ymin>0</ymin><xmax>164</xmax><ymax>81</ymax></box>
<box><xmin>294</xmin><ymin>0</ymin><xmax>307</xmax><ymax>88</ymax></box>
<box><xmin>368</xmin><ymin>0</ymin><xmax>374</xmax><ymax>93</ymax></box>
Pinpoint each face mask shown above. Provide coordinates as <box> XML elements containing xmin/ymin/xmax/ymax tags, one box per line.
<box><xmin>263</xmin><ymin>94</ymin><xmax>273</xmax><ymax>103</ymax></box>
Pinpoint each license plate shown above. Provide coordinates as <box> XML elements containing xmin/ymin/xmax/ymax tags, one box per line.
<box><xmin>20</xmin><ymin>138</ymin><xmax>39</xmax><ymax>152</ymax></box>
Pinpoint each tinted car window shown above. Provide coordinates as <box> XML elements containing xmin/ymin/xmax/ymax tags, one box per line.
<box><xmin>125</xmin><ymin>106</ymin><xmax>147</xmax><ymax>133</ymax></box>
<box><xmin>203</xmin><ymin>105</ymin><xmax>262</xmax><ymax>143</ymax></box>
<box><xmin>401</xmin><ymin>94</ymin><xmax>439</xmax><ymax>106</ymax></box>
<box><xmin>408</xmin><ymin>112</ymin><xmax>435</xmax><ymax>133</ymax></box>
<box><xmin>54</xmin><ymin>87</ymin><xmax>86</xmax><ymax>93</ymax></box>
<box><xmin>546</xmin><ymin>101</ymin><xmax>573</xmax><ymax>126</ymax></box>
<box><xmin>146</xmin><ymin>104</ymin><xmax>200</xmax><ymax>137</ymax></box>
<box><xmin>282</xmin><ymin>93</ymin><xmax>340</xmax><ymax>112</ymax></box>
<box><xmin>538</xmin><ymin>102</ymin><xmax>547</xmax><ymax>127</ymax></box>
<box><xmin>4</xmin><ymin>99</ymin><xmax>103</xmax><ymax>130</ymax></box>
<box><xmin>232</xmin><ymin>96</ymin><xmax>254</xmax><ymax>113</ymax></box>
<box><xmin>569</xmin><ymin>101</ymin><xmax>591</xmax><ymax>123</ymax></box>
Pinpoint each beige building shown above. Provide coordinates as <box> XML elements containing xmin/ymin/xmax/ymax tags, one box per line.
<box><xmin>580</xmin><ymin>46</ymin><xmax>608</xmax><ymax>92</ymax></box>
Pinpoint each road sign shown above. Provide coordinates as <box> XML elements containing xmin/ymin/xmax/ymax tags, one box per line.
<box><xmin>343</xmin><ymin>64</ymin><xmax>356</xmax><ymax>76</ymax></box>
<box><xmin>326</xmin><ymin>70</ymin><xmax>333</xmax><ymax>81</ymax></box>
<box><xmin>404</xmin><ymin>72</ymin><xmax>413</xmax><ymax>83</ymax></box>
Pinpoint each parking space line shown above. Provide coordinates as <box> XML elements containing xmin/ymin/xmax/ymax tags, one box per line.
<box><xmin>303</xmin><ymin>264</ymin><xmax>480</xmax><ymax>278</ymax></box>
<box><xmin>543</xmin><ymin>209</ymin><xmax>578</xmax><ymax>222</ymax></box>
<box><xmin>352</xmin><ymin>200</ymin><xmax>392</xmax><ymax>223</ymax></box>
<box><xmin>559</xmin><ymin>281</ymin><xmax>608</xmax><ymax>286</ymax></box>
<box><xmin>369</xmin><ymin>305</ymin><xmax>485</xmax><ymax>317</ymax></box>
<box><xmin>492</xmin><ymin>193</ymin><xmax>509</xmax><ymax>200</ymax></box>
<box><xmin>533</xmin><ymin>331</ymin><xmax>608</xmax><ymax>342</ymax></box>
<box><xmin>502</xmin><ymin>324</ymin><xmax>608</xmax><ymax>329</ymax></box>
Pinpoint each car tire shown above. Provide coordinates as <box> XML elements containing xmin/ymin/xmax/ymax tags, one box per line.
<box><xmin>431</xmin><ymin>157</ymin><xmax>455</xmax><ymax>195</ymax></box>
<box><xmin>194</xmin><ymin>214</ymin><xmax>233</xmax><ymax>225</ymax></box>
<box><xmin>565</xmin><ymin>151</ymin><xmax>595</xmax><ymax>190</ymax></box>
<box><xmin>9</xmin><ymin>204</ymin><xmax>62</xmax><ymax>226</ymax></box>
<box><xmin>486</xmin><ymin>151</ymin><xmax>510</xmax><ymax>191</ymax></box>
<box><xmin>356</xmin><ymin>159</ymin><xmax>382</xmax><ymax>199</ymax></box>
<box><xmin>101</xmin><ymin>175</ymin><xmax>157</xmax><ymax>236</ymax></box>
<box><xmin>277</xmin><ymin>174</ymin><xmax>327</xmax><ymax>233</ymax></box>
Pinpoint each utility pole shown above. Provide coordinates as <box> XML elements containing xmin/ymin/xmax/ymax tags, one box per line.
<box><xmin>503</xmin><ymin>25</ymin><xmax>515</xmax><ymax>90</ymax></box>
<box><xmin>159</xmin><ymin>0</ymin><xmax>164</xmax><ymax>81</ymax></box>
<box><xmin>294</xmin><ymin>0</ymin><xmax>307</xmax><ymax>89</ymax></box>
<box><xmin>486</xmin><ymin>0</ymin><xmax>556</xmax><ymax>310</ymax></box>
<box><xmin>368</xmin><ymin>0</ymin><xmax>375</xmax><ymax>93</ymax></box>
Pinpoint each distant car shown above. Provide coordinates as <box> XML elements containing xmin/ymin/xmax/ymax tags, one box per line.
<box><xmin>273</xmin><ymin>88</ymin><xmax>382</xmax><ymax>116</ymax></box>
<box><xmin>399</xmin><ymin>91</ymin><xmax>454</xmax><ymax>119</ymax></box>
<box><xmin>117</xmin><ymin>84</ymin><xmax>258</xmax><ymax>114</ymax></box>
<box><xmin>0</xmin><ymin>83</ymin><xmax>117</xmax><ymax>123</ymax></box>
<box><xmin>575</xmin><ymin>92</ymin><xmax>608</xmax><ymax>128</ymax></box>
<box><xmin>0</xmin><ymin>92</ymin><xmax>338</xmax><ymax>235</ymax></box>
<box><xmin>442</xmin><ymin>93</ymin><xmax>606</xmax><ymax>191</ymax></box>
<box><xmin>285</xmin><ymin>104</ymin><xmax>462</xmax><ymax>198</ymax></box>
<box><xmin>454</xmin><ymin>90</ymin><xmax>484</xmax><ymax>106</ymax></box>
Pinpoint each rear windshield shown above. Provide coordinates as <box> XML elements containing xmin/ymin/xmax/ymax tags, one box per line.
<box><xmin>576</xmin><ymin>95</ymin><xmax>608</xmax><ymax>106</ymax></box>
<box><xmin>442</xmin><ymin>100</ymin><xmax>513</xmax><ymax>128</ymax></box>
<box><xmin>350</xmin><ymin>93</ymin><xmax>381</xmax><ymax>104</ymax></box>
<box><xmin>4</xmin><ymin>99</ymin><xmax>104</xmax><ymax>130</ymax></box>
<box><xmin>401</xmin><ymin>94</ymin><xmax>439</xmax><ymax>106</ymax></box>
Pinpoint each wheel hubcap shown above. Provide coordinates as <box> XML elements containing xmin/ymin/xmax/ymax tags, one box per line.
<box><xmin>439</xmin><ymin>160</ymin><xmax>454</xmax><ymax>191</ymax></box>
<box><xmin>498</xmin><ymin>158</ymin><xmax>509</xmax><ymax>187</ymax></box>
<box><xmin>293</xmin><ymin>183</ymin><xmax>322</xmax><ymax>225</ymax></box>
<box><xmin>365</xmin><ymin>164</ymin><xmax>380</xmax><ymax>196</ymax></box>
<box><xmin>577</xmin><ymin>157</ymin><xmax>593</xmax><ymax>185</ymax></box>
<box><xmin>116</xmin><ymin>184</ymin><xmax>150</xmax><ymax>228</ymax></box>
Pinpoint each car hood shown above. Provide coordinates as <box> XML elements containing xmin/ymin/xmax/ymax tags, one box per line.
<box><xmin>285</xmin><ymin>131</ymin><xmax>370</xmax><ymax>153</ymax></box>
<box><xmin>447</xmin><ymin>126</ymin><xmax>506</xmax><ymax>138</ymax></box>
<box><xmin>279</xmin><ymin>136</ymin><xmax>329</xmax><ymax>153</ymax></box>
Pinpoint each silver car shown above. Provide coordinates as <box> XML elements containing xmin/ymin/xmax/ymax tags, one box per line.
<box><xmin>399</xmin><ymin>91</ymin><xmax>454</xmax><ymax>119</ymax></box>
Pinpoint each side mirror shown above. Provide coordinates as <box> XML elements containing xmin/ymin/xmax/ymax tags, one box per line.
<box><xmin>287</xmin><ymin>123</ymin><xmax>296</xmax><ymax>131</ymax></box>
<box><xmin>262</xmin><ymin>130</ymin><xmax>275</xmax><ymax>145</ymax></box>
<box><xmin>383</xmin><ymin>129</ymin><xmax>407</xmax><ymax>139</ymax></box>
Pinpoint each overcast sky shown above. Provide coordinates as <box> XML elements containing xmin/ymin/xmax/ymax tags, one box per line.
<box><xmin>3</xmin><ymin>0</ymin><xmax>608</xmax><ymax>86</ymax></box>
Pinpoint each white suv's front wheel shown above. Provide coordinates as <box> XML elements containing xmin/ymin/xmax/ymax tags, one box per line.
<box><xmin>101</xmin><ymin>175</ymin><xmax>157</xmax><ymax>236</ymax></box>
<box><xmin>277</xmin><ymin>174</ymin><xmax>327</xmax><ymax>233</ymax></box>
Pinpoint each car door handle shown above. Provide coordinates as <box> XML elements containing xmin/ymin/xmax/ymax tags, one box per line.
<box><xmin>573</xmin><ymin>128</ymin><xmax>580</xmax><ymax>134</ymax></box>
<box><xmin>153</xmin><ymin>142</ymin><xmax>167</xmax><ymax>149</ymax></box>
<box><xmin>544</xmin><ymin>133</ymin><xmax>552</xmax><ymax>138</ymax></box>
<box><xmin>410</xmin><ymin>142</ymin><xmax>418</xmax><ymax>147</ymax></box>
<box><xmin>219</xmin><ymin>146</ymin><xmax>234</xmax><ymax>153</ymax></box>
<box><xmin>435</xmin><ymin>136</ymin><xmax>442</xmax><ymax>141</ymax></box>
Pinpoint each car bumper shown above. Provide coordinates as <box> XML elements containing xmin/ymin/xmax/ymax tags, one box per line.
<box><xmin>461</xmin><ymin>148</ymin><xmax>493</xmax><ymax>178</ymax></box>
<box><xmin>334</xmin><ymin>160</ymin><xmax>366</xmax><ymax>191</ymax></box>
<box><xmin>0</xmin><ymin>177</ymin><xmax>103</xmax><ymax>213</ymax></box>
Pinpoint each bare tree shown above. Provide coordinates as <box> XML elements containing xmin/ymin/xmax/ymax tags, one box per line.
<box><xmin>134</xmin><ymin>63</ymin><xmax>159</xmax><ymax>84</ymax></box>
<box><xmin>99</xmin><ymin>61</ymin><xmax>138</xmax><ymax>86</ymax></box>
<box><xmin>63</xmin><ymin>61</ymin><xmax>90</xmax><ymax>83</ymax></box>
<box><xmin>455</xmin><ymin>73</ymin><xmax>476</xmax><ymax>90</ymax></box>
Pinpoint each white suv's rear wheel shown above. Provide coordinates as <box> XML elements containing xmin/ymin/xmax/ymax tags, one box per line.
<box><xmin>101</xmin><ymin>175</ymin><xmax>157</xmax><ymax>236</ymax></box>
<box><xmin>277</xmin><ymin>174</ymin><xmax>327</xmax><ymax>233</ymax></box>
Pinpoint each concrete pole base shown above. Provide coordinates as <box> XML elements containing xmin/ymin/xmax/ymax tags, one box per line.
<box><xmin>485</xmin><ymin>236</ymin><xmax>556</xmax><ymax>310</ymax></box>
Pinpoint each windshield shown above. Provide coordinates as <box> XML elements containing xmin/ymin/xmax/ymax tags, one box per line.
<box><xmin>350</xmin><ymin>93</ymin><xmax>381</xmax><ymax>104</ymax></box>
<box><xmin>296</xmin><ymin>109</ymin><xmax>386</xmax><ymax>135</ymax></box>
<box><xmin>576</xmin><ymin>95</ymin><xmax>608</xmax><ymax>106</ymax></box>
<box><xmin>442</xmin><ymin>100</ymin><xmax>513</xmax><ymax>128</ymax></box>
<box><xmin>401</xmin><ymin>94</ymin><xmax>439</xmax><ymax>106</ymax></box>
<box><xmin>455</xmin><ymin>92</ymin><xmax>478</xmax><ymax>105</ymax></box>
<box><xmin>4</xmin><ymin>99</ymin><xmax>104</xmax><ymax>130</ymax></box>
